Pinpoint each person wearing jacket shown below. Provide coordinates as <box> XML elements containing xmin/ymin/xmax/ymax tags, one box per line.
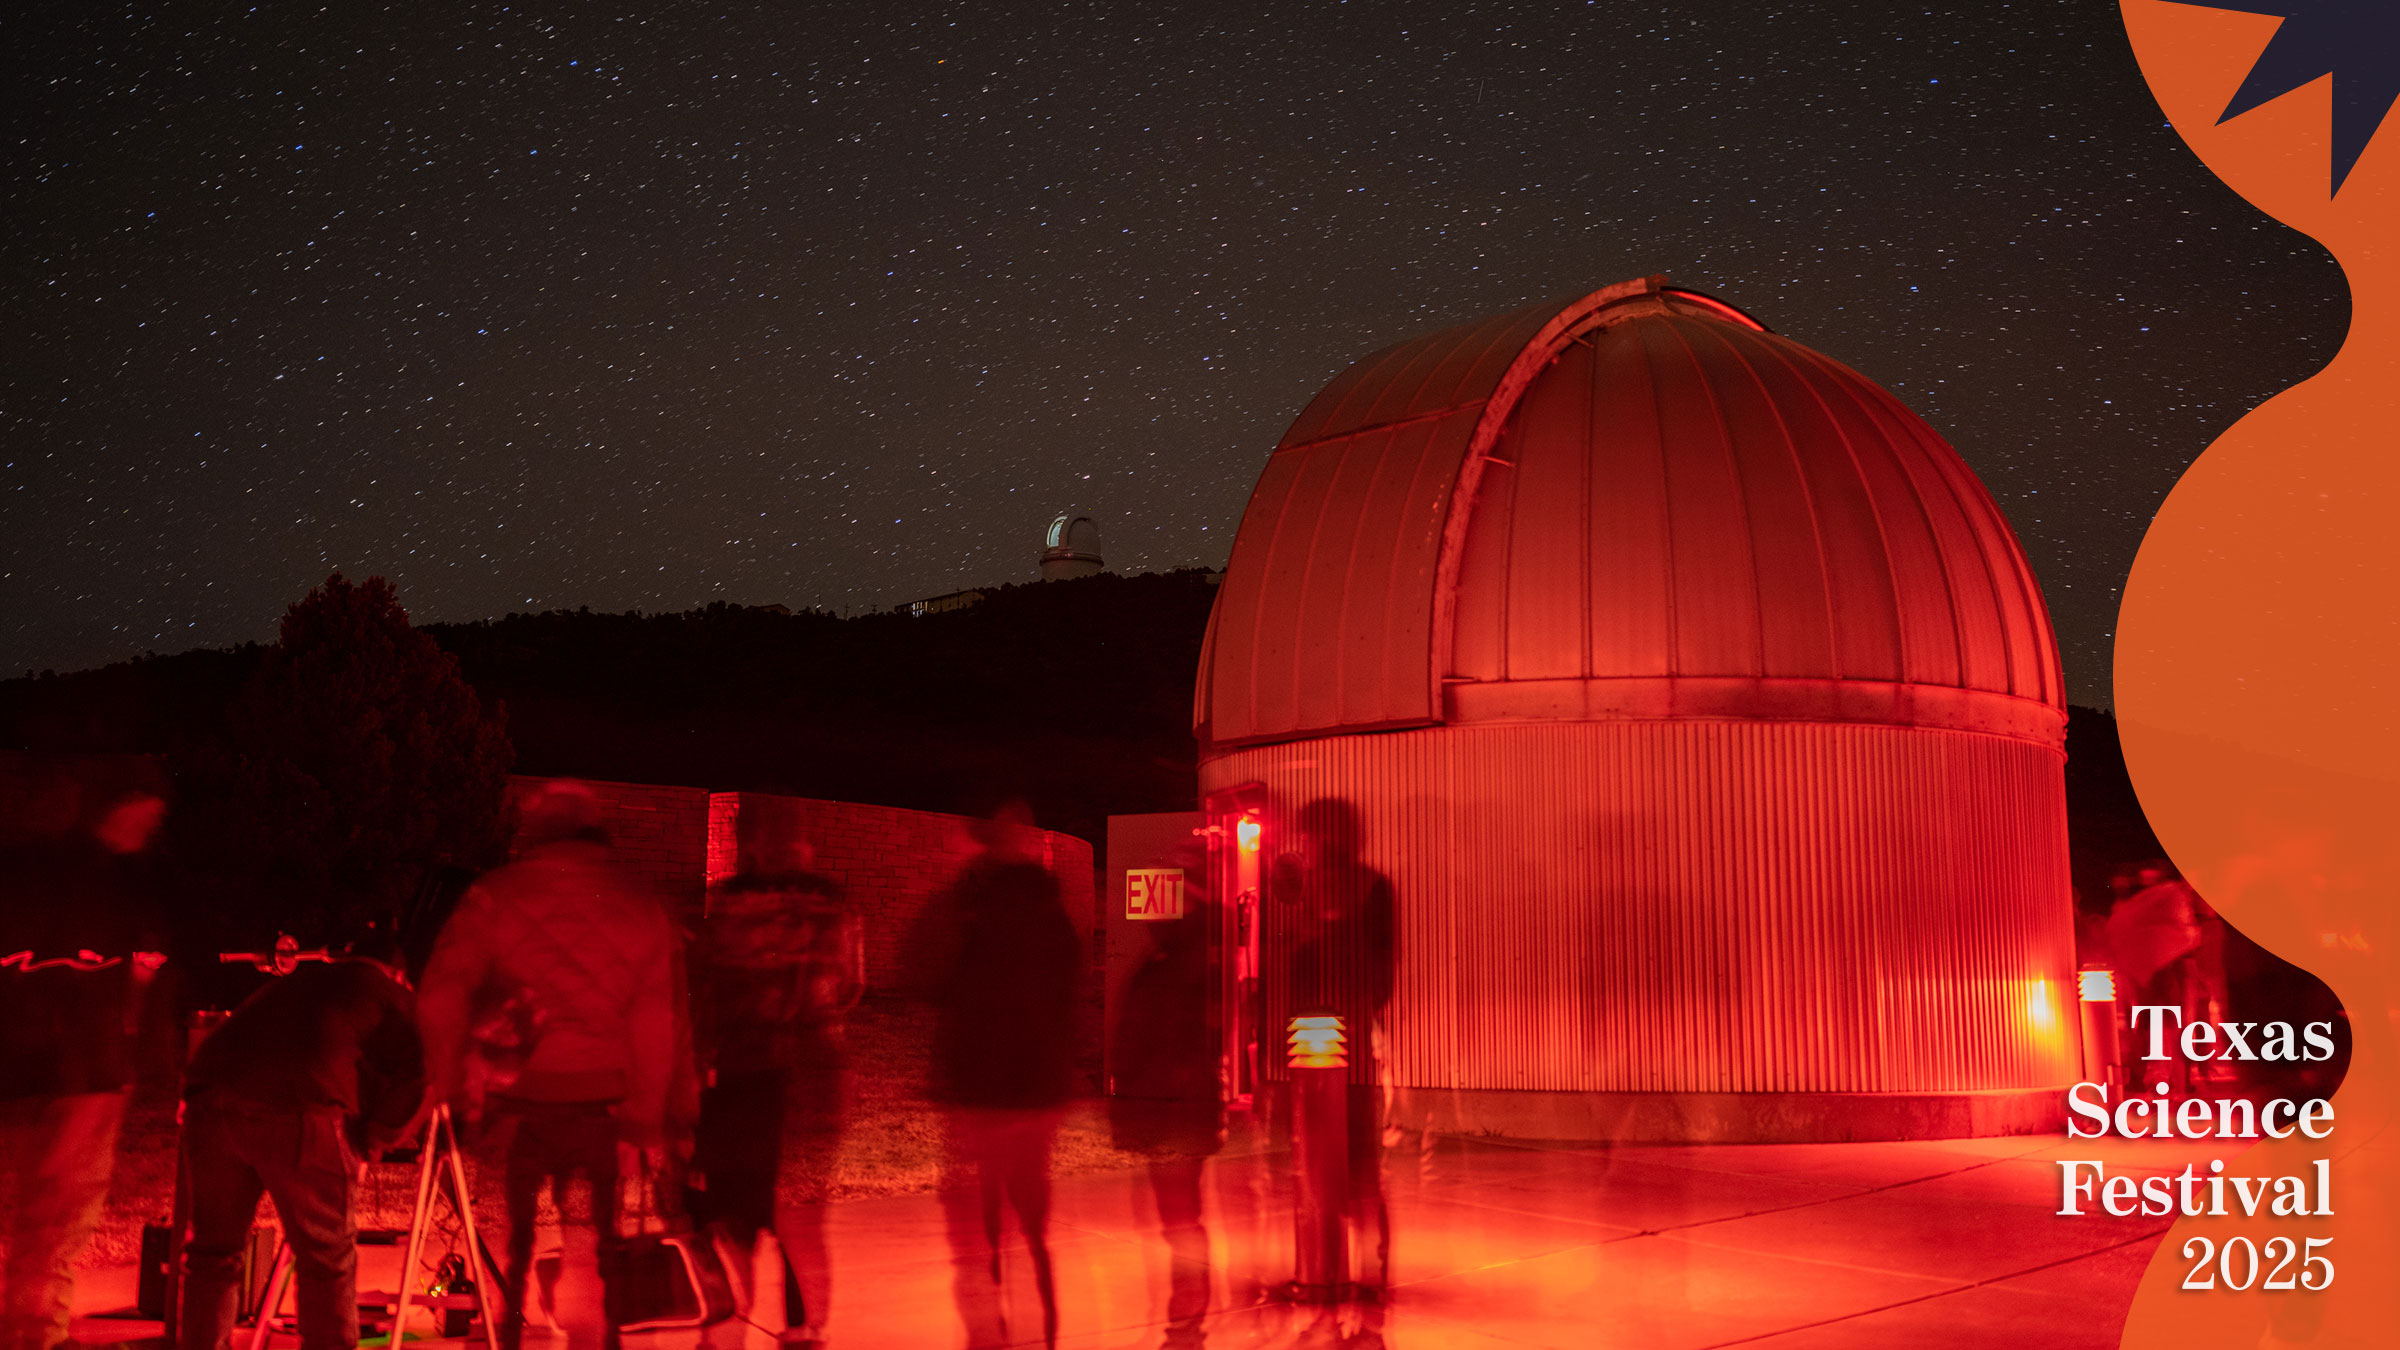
<box><xmin>1269</xmin><ymin>797</ymin><xmax>1397</xmax><ymax>1293</ymax></box>
<box><xmin>921</xmin><ymin>801</ymin><xmax>1082</xmax><ymax>1350</ymax></box>
<box><xmin>178</xmin><ymin>935</ymin><xmax>424</xmax><ymax>1350</ymax></box>
<box><xmin>692</xmin><ymin>839</ymin><xmax>861</xmax><ymax>1350</ymax></box>
<box><xmin>416</xmin><ymin>781</ymin><xmax>690</xmax><ymax>1350</ymax></box>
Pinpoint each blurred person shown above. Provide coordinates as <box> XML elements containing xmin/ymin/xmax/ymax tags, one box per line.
<box><xmin>926</xmin><ymin>802</ymin><xmax>1081</xmax><ymax>1349</ymax></box>
<box><xmin>691</xmin><ymin>837</ymin><xmax>861</xmax><ymax>1349</ymax></box>
<box><xmin>177</xmin><ymin>931</ymin><xmax>425</xmax><ymax>1350</ymax></box>
<box><xmin>2105</xmin><ymin>864</ymin><xmax>2206</xmax><ymax>1096</ymax></box>
<box><xmin>2070</xmin><ymin>869</ymin><xmax>2124</xmax><ymax>971</ymax></box>
<box><xmin>0</xmin><ymin>788</ymin><xmax>166</xmax><ymax>1350</ymax></box>
<box><xmin>1108</xmin><ymin>879</ymin><xmax>1224</xmax><ymax>1350</ymax></box>
<box><xmin>1269</xmin><ymin>798</ymin><xmax>1396</xmax><ymax>1293</ymax></box>
<box><xmin>416</xmin><ymin>781</ymin><xmax>691</xmax><ymax>1350</ymax></box>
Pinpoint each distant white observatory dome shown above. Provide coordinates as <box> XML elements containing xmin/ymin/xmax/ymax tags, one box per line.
<box><xmin>1040</xmin><ymin>514</ymin><xmax>1104</xmax><ymax>581</ymax></box>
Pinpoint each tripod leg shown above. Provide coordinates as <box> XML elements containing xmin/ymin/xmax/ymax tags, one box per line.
<box><xmin>439</xmin><ymin>1108</ymin><xmax>505</xmax><ymax>1350</ymax></box>
<box><xmin>166</xmin><ymin>1137</ymin><xmax>190</xmax><ymax>1342</ymax></box>
<box><xmin>393</xmin><ymin>1116</ymin><xmax>442</xmax><ymax>1342</ymax></box>
<box><xmin>245</xmin><ymin>1242</ymin><xmax>294</xmax><ymax>1350</ymax></box>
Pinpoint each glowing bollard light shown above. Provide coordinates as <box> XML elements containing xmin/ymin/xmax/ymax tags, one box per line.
<box><xmin>2078</xmin><ymin>966</ymin><xmax>2122</xmax><ymax>1091</ymax></box>
<box><xmin>1287</xmin><ymin>1013</ymin><xmax>1352</xmax><ymax>1303</ymax></box>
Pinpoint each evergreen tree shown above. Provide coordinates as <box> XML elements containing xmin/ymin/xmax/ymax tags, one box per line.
<box><xmin>172</xmin><ymin>574</ymin><xmax>512</xmax><ymax>946</ymax></box>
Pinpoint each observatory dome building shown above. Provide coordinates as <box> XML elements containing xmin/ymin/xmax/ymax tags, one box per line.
<box><xmin>1041</xmin><ymin>514</ymin><xmax>1104</xmax><ymax>581</ymax></box>
<box><xmin>1195</xmin><ymin>277</ymin><xmax>2075</xmax><ymax>1141</ymax></box>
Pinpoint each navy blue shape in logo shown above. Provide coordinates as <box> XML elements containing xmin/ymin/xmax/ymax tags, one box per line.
<box><xmin>2167</xmin><ymin>1</ymin><xmax>2400</xmax><ymax>194</ymax></box>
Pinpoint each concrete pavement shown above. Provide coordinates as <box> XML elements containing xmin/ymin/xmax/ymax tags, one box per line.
<box><xmin>72</xmin><ymin>1128</ymin><xmax>2217</xmax><ymax>1349</ymax></box>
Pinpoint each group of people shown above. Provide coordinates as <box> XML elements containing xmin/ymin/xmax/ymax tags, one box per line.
<box><xmin>1</xmin><ymin>780</ymin><xmax>1091</xmax><ymax>1350</ymax></box>
<box><xmin>3</xmin><ymin>777</ymin><xmax>1407</xmax><ymax>1350</ymax></box>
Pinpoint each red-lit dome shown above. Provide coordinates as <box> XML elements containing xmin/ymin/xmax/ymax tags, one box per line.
<box><xmin>1192</xmin><ymin>278</ymin><xmax>2078</xmax><ymax>1138</ymax></box>
<box><xmin>1198</xmin><ymin>276</ymin><xmax>2064</xmax><ymax>752</ymax></box>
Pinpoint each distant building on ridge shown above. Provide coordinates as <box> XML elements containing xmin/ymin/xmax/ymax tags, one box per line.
<box><xmin>896</xmin><ymin>588</ymin><xmax>987</xmax><ymax>618</ymax></box>
<box><xmin>1040</xmin><ymin>514</ymin><xmax>1104</xmax><ymax>581</ymax></box>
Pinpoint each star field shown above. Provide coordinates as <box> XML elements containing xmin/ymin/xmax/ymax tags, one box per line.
<box><xmin>1</xmin><ymin>1</ymin><xmax>2350</xmax><ymax>706</ymax></box>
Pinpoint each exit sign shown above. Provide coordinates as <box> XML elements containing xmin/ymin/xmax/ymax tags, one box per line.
<box><xmin>1126</xmin><ymin>868</ymin><xmax>1186</xmax><ymax>920</ymax></box>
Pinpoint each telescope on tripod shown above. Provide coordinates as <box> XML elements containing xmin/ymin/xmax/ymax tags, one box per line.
<box><xmin>233</xmin><ymin>1104</ymin><xmax>500</xmax><ymax>1350</ymax></box>
<box><xmin>154</xmin><ymin>935</ymin><xmax>500</xmax><ymax>1349</ymax></box>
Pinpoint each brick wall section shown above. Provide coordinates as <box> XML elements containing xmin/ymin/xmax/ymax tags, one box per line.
<box><xmin>704</xmin><ymin>791</ymin><xmax>740</xmax><ymax>885</ymax></box>
<box><xmin>509</xmin><ymin>775</ymin><xmax>1099</xmax><ymax>1000</ymax></box>
<box><xmin>723</xmin><ymin>790</ymin><xmax>1102</xmax><ymax>1078</ymax></box>
<box><xmin>722</xmin><ymin>789</ymin><xmax>1096</xmax><ymax>1001</ymax></box>
<box><xmin>507</xmin><ymin>775</ymin><xmax>711</xmax><ymax>918</ymax></box>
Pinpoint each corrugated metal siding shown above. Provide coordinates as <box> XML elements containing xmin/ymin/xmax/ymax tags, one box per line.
<box><xmin>1204</xmin><ymin>720</ymin><xmax>2077</xmax><ymax>1095</ymax></box>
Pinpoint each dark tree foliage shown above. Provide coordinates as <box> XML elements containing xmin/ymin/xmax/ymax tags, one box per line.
<box><xmin>0</xmin><ymin>571</ymin><xmax>1219</xmax><ymax>849</ymax></box>
<box><xmin>168</xmin><ymin>574</ymin><xmax>513</xmax><ymax>948</ymax></box>
<box><xmin>2062</xmin><ymin>705</ymin><xmax>2168</xmax><ymax>908</ymax></box>
<box><xmin>431</xmin><ymin>569</ymin><xmax>1223</xmax><ymax>844</ymax></box>
<box><xmin>0</xmin><ymin>644</ymin><xmax>257</xmax><ymax>753</ymax></box>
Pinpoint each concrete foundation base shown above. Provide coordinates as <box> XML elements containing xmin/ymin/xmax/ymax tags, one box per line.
<box><xmin>1383</xmin><ymin>1084</ymin><xmax>2069</xmax><ymax>1144</ymax></box>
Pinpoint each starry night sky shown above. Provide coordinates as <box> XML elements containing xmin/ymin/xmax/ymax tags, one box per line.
<box><xmin>2</xmin><ymin>1</ymin><xmax>2349</xmax><ymax>706</ymax></box>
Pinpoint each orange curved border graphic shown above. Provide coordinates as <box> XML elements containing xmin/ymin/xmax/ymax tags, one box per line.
<box><xmin>2116</xmin><ymin>2</ymin><xmax>2399</xmax><ymax>1346</ymax></box>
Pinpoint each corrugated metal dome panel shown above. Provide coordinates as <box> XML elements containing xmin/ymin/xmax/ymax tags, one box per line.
<box><xmin>1198</xmin><ymin>278</ymin><xmax>2065</xmax><ymax>751</ymax></box>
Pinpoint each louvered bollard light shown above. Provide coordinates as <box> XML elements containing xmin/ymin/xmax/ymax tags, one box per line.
<box><xmin>1287</xmin><ymin>1013</ymin><xmax>1352</xmax><ymax>1303</ymax></box>
<box><xmin>2078</xmin><ymin>966</ymin><xmax>2123</xmax><ymax>1092</ymax></box>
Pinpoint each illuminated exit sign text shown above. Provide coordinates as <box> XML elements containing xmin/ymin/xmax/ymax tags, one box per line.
<box><xmin>1126</xmin><ymin>868</ymin><xmax>1186</xmax><ymax>920</ymax></box>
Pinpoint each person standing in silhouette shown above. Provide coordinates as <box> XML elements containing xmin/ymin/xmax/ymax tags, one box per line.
<box><xmin>1108</xmin><ymin>881</ymin><xmax>1223</xmax><ymax>1349</ymax></box>
<box><xmin>417</xmin><ymin>782</ymin><xmax>691</xmax><ymax>1350</ymax></box>
<box><xmin>1271</xmin><ymin>798</ymin><xmax>1396</xmax><ymax>1293</ymax></box>
<box><xmin>693</xmin><ymin>837</ymin><xmax>861</xmax><ymax>1349</ymax></box>
<box><xmin>926</xmin><ymin>802</ymin><xmax>1082</xmax><ymax>1349</ymax></box>
<box><xmin>2106</xmin><ymin>865</ymin><xmax>2205</xmax><ymax>1097</ymax></box>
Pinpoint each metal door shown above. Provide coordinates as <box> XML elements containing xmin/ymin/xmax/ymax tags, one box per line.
<box><xmin>1204</xmin><ymin>786</ymin><xmax>1267</xmax><ymax>1109</ymax></box>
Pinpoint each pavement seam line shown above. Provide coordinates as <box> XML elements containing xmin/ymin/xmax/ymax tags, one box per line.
<box><xmin>1685</xmin><ymin>1224</ymin><xmax>2175</xmax><ymax>1349</ymax></box>
<box><xmin>1627</xmin><ymin>1142</ymin><xmax>2056</xmax><ymax>1239</ymax></box>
